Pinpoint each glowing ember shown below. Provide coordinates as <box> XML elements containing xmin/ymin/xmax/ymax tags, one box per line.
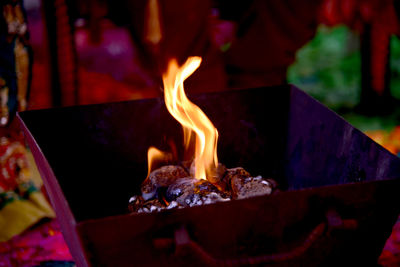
<box><xmin>153</xmin><ymin>57</ymin><xmax>219</xmax><ymax>180</ymax></box>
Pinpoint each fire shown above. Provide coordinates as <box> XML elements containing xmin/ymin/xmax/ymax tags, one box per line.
<box><xmin>146</xmin><ymin>146</ymin><xmax>170</xmax><ymax>178</ymax></box>
<box><xmin>160</xmin><ymin>57</ymin><xmax>219</xmax><ymax>180</ymax></box>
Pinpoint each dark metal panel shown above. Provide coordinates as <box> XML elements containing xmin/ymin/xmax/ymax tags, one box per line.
<box><xmin>17</xmin><ymin>85</ymin><xmax>400</xmax><ymax>266</ymax></box>
<box><xmin>286</xmin><ymin>85</ymin><xmax>400</xmax><ymax>189</ymax></box>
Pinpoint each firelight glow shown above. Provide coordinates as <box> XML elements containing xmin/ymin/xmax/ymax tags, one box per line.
<box><xmin>158</xmin><ymin>56</ymin><xmax>219</xmax><ymax>180</ymax></box>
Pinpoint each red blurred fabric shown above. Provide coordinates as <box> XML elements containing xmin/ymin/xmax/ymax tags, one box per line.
<box><xmin>0</xmin><ymin>220</ymin><xmax>73</xmax><ymax>267</ymax></box>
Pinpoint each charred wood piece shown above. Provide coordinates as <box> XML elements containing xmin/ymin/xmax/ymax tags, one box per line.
<box><xmin>141</xmin><ymin>165</ymin><xmax>189</xmax><ymax>200</ymax></box>
<box><xmin>231</xmin><ymin>175</ymin><xmax>274</xmax><ymax>200</ymax></box>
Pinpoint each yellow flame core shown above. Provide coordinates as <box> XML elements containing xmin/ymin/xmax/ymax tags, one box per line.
<box><xmin>162</xmin><ymin>57</ymin><xmax>218</xmax><ymax>180</ymax></box>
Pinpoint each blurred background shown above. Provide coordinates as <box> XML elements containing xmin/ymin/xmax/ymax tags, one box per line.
<box><xmin>1</xmin><ymin>0</ymin><xmax>400</xmax><ymax>266</ymax></box>
<box><xmin>24</xmin><ymin>0</ymin><xmax>400</xmax><ymax>153</ymax></box>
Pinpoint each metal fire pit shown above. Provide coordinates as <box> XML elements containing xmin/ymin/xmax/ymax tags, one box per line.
<box><xmin>18</xmin><ymin>85</ymin><xmax>400</xmax><ymax>266</ymax></box>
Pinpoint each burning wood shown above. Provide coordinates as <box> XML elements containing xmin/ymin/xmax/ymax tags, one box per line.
<box><xmin>129</xmin><ymin>56</ymin><xmax>277</xmax><ymax>213</ymax></box>
<box><xmin>129</xmin><ymin>164</ymin><xmax>277</xmax><ymax>213</ymax></box>
<box><xmin>141</xmin><ymin>165</ymin><xmax>188</xmax><ymax>200</ymax></box>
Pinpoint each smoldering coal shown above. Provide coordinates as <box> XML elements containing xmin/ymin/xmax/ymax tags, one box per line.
<box><xmin>129</xmin><ymin>165</ymin><xmax>278</xmax><ymax>213</ymax></box>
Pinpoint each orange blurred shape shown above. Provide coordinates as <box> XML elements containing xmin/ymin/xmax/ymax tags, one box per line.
<box><xmin>365</xmin><ymin>130</ymin><xmax>386</xmax><ymax>146</ymax></box>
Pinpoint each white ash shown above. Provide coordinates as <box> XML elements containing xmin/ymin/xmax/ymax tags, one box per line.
<box><xmin>167</xmin><ymin>201</ymin><xmax>179</xmax><ymax>209</ymax></box>
<box><xmin>135</xmin><ymin>191</ymin><xmax>231</xmax><ymax>213</ymax></box>
<box><xmin>172</xmin><ymin>179</ymin><xmax>230</xmax><ymax>207</ymax></box>
<box><xmin>129</xmin><ymin>196</ymin><xmax>137</xmax><ymax>203</ymax></box>
<box><xmin>150</xmin><ymin>206</ymin><xmax>158</xmax><ymax>212</ymax></box>
<box><xmin>181</xmin><ymin>191</ymin><xmax>230</xmax><ymax>208</ymax></box>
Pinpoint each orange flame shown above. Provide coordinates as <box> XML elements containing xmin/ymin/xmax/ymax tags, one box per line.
<box><xmin>146</xmin><ymin>146</ymin><xmax>170</xmax><ymax>178</ymax></box>
<box><xmin>162</xmin><ymin>57</ymin><xmax>218</xmax><ymax>180</ymax></box>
